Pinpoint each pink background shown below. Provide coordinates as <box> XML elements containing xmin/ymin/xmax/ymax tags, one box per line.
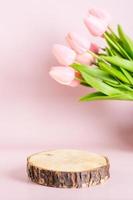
<box><xmin>1</xmin><ymin>0</ymin><xmax>133</xmax><ymax>199</ymax></box>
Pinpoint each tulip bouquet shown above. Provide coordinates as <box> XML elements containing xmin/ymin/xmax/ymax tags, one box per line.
<box><xmin>49</xmin><ymin>8</ymin><xmax>133</xmax><ymax>102</ymax></box>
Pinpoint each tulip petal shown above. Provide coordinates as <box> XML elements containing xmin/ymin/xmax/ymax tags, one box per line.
<box><xmin>49</xmin><ymin>66</ymin><xmax>75</xmax><ymax>85</ymax></box>
<box><xmin>90</xmin><ymin>43</ymin><xmax>99</xmax><ymax>53</ymax></box>
<box><xmin>69</xmin><ymin>80</ymin><xmax>80</xmax><ymax>87</ymax></box>
<box><xmin>89</xmin><ymin>7</ymin><xmax>111</xmax><ymax>23</ymax></box>
<box><xmin>53</xmin><ymin>44</ymin><xmax>76</xmax><ymax>65</ymax></box>
<box><xmin>66</xmin><ymin>32</ymin><xmax>91</xmax><ymax>54</ymax></box>
<box><xmin>84</xmin><ymin>15</ymin><xmax>108</xmax><ymax>37</ymax></box>
<box><xmin>76</xmin><ymin>52</ymin><xmax>94</xmax><ymax>65</ymax></box>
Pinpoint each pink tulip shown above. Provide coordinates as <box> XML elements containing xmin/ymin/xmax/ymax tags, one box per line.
<box><xmin>69</xmin><ymin>80</ymin><xmax>80</xmax><ymax>87</ymax></box>
<box><xmin>90</xmin><ymin>43</ymin><xmax>99</xmax><ymax>53</ymax></box>
<box><xmin>49</xmin><ymin>66</ymin><xmax>78</xmax><ymax>86</ymax></box>
<box><xmin>66</xmin><ymin>32</ymin><xmax>91</xmax><ymax>54</ymax></box>
<box><xmin>76</xmin><ymin>52</ymin><xmax>94</xmax><ymax>65</ymax></box>
<box><xmin>84</xmin><ymin>15</ymin><xmax>108</xmax><ymax>37</ymax></box>
<box><xmin>88</xmin><ymin>7</ymin><xmax>111</xmax><ymax>24</ymax></box>
<box><xmin>53</xmin><ymin>44</ymin><xmax>76</xmax><ymax>66</ymax></box>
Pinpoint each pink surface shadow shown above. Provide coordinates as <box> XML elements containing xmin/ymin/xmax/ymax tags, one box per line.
<box><xmin>7</xmin><ymin>166</ymin><xmax>29</xmax><ymax>184</ymax></box>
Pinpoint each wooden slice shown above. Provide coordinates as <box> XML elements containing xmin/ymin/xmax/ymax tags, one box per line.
<box><xmin>27</xmin><ymin>149</ymin><xmax>110</xmax><ymax>188</ymax></box>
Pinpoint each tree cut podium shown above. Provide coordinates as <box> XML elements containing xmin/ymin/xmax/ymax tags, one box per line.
<box><xmin>27</xmin><ymin>149</ymin><xmax>110</xmax><ymax>188</ymax></box>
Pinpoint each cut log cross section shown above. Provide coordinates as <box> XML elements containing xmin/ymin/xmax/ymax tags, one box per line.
<box><xmin>27</xmin><ymin>149</ymin><xmax>110</xmax><ymax>188</ymax></box>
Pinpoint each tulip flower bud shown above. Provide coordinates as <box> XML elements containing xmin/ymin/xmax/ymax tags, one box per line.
<box><xmin>66</xmin><ymin>32</ymin><xmax>91</xmax><ymax>54</ymax></box>
<box><xmin>76</xmin><ymin>52</ymin><xmax>94</xmax><ymax>65</ymax></box>
<box><xmin>53</xmin><ymin>45</ymin><xmax>76</xmax><ymax>66</ymax></box>
<box><xmin>69</xmin><ymin>80</ymin><xmax>80</xmax><ymax>87</ymax></box>
<box><xmin>49</xmin><ymin>66</ymin><xmax>77</xmax><ymax>86</ymax></box>
<box><xmin>88</xmin><ymin>7</ymin><xmax>111</xmax><ymax>24</ymax></box>
<box><xmin>84</xmin><ymin>15</ymin><xmax>108</xmax><ymax>37</ymax></box>
<box><xmin>90</xmin><ymin>43</ymin><xmax>99</xmax><ymax>53</ymax></box>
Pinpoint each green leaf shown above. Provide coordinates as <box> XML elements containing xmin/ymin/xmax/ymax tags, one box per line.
<box><xmin>80</xmin><ymin>92</ymin><xmax>111</xmax><ymax>101</ymax></box>
<box><xmin>100</xmin><ymin>56</ymin><xmax>133</xmax><ymax>72</ymax></box>
<box><xmin>107</xmin><ymin>27</ymin><xmax>120</xmax><ymax>42</ymax></box>
<box><xmin>104</xmin><ymin>32</ymin><xmax>131</xmax><ymax>59</ymax></box>
<box><xmin>81</xmin><ymin>72</ymin><xmax>121</xmax><ymax>95</ymax></box>
<box><xmin>105</xmin><ymin>48</ymin><xmax>115</xmax><ymax>56</ymax></box>
<box><xmin>80</xmin><ymin>92</ymin><xmax>133</xmax><ymax>102</ymax></box>
<box><xmin>104</xmin><ymin>80</ymin><xmax>133</xmax><ymax>92</ymax></box>
<box><xmin>104</xmin><ymin>32</ymin><xmax>122</xmax><ymax>54</ymax></box>
<box><xmin>120</xmin><ymin>68</ymin><xmax>133</xmax><ymax>85</ymax></box>
<box><xmin>71</xmin><ymin>63</ymin><xmax>118</xmax><ymax>84</ymax></box>
<box><xmin>108</xmin><ymin>48</ymin><xmax>122</xmax><ymax>57</ymax></box>
<box><xmin>98</xmin><ymin>61</ymin><xmax>130</xmax><ymax>84</ymax></box>
<box><xmin>118</xmin><ymin>25</ymin><xmax>133</xmax><ymax>59</ymax></box>
<box><xmin>80</xmin><ymin>81</ymin><xmax>91</xmax><ymax>87</ymax></box>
